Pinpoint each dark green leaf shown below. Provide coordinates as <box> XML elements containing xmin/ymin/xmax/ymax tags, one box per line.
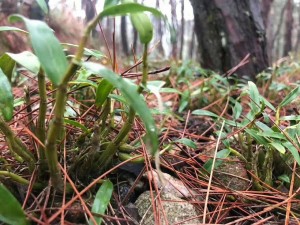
<box><xmin>260</xmin><ymin>96</ymin><xmax>275</xmax><ymax>111</ymax></box>
<box><xmin>6</xmin><ymin>51</ymin><xmax>40</xmax><ymax>74</ymax></box>
<box><xmin>0</xmin><ymin>184</ymin><xmax>29</xmax><ymax>225</ymax></box>
<box><xmin>248</xmin><ymin>81</ymin><xmax>260</xmax><ymax>114</ymax></box>
<box><xmin>9</xmin><ymin>15</ymin><xmax>68</xmax><ymax>86</ymax></box>
<box><xmin>0</xmin><ymin>54</ymin><xmax>15</xmax><ymax>82</ymax></box>
<box><xmin>89</xmin><ymin>180</ymin><xmax>113</xmax><ymax>225</ymax></box>
<box><xmin>269</xmin><ymin>141</ymin><xmax>286</xmax><ymax>154</ymax></box>
<box><xmin>232</xmin><ymin>101</ymin><xmax>242</xmax><ymax>120</ymax></box>
<box><xmin>100</xmin><ymin>3</ymin><xmax>162</xmax><ymax>19</ymax></box>
<box><xmin>245</xmin><ymin>129</ymin><xmax>269</xmax><ymax>146</ymax></box>
<box><xmin>95</xmin><ymin>79</ymin><xmax>114</xmax><ymax>107</ymax></box>
<box><xmin>178</xmin><ymin>90</ymin><xmax>189</xmax><ymax>113</ymax></box>
<box><xmin>0</xmin><ymin>26</ymin><xmax>28</xmax><ymax>33</ymax></box>
<box><xmin>83</xmin><ymin>62</ymin><xmax>158</xmax><ymax>155</ymax></box>
<box><xmin>203</xmin><ymin>149</ymin><xmax>231</xmax><ymax>173</ymax></box>
<box><xmin>175</xmin><ymin>138</ymin><xmax>197</xmax><ymax>149</ymax></box>
<box><xmin>282</xmin><ymin>142</ymin><xmax>300</xmax><ymax>166</ymax></box>
<box><xmin>192</xmin><ymin>109</ymin><xmax>219</xmax><ymax>118</ymax></box>
<box><xmin>279</xmin><ymin>86</ymin><xmax>300</xmax><ymax>107</ymax></box>
<box><xmin>64</xmin><ymin>119</ymin><xmax>89</xmax><ymax>133</ymax></box>
<box><xmin>104</xmin><ymin>0</ymin><xmax>120</xmax><ymax>9</ymax></box>
<box><xmin>278</xmin><ymin>174</ymin><xmax>290</xmax><ymax>183</ymax></box>
<box><xmin>36</xmin><ymin>0</ymin><xmax>49</xmax><ymax>14</ymax></box>
<box><xmin>0</xmin><ymin>69</ymin><xmax>13</xmax><ymax>121</ymax></box>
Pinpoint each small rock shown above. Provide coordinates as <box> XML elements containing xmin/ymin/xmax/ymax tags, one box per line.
<box><xmin>135</xmin><ymin>191</ymin><xmax>201</xmax><ymax>225</ymax></box>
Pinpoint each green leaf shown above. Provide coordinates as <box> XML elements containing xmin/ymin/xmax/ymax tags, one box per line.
<box><xmin>260</xmin><ymin>96</ymin><xmax>276</xmax><ymax>111</ymax></box>
<box><xmin>282</xmin><ymin>142</ymin><xmax>300</xmax><ymax>166</ymax></box>
<box><xmin>278</xmin><ymin>174</ymin><xmax>290</xmax><ymax>183</ymax></box>
<box><xmin>104</xmin><ymin>0</ymin><xmax>120</xmax><ymax>9</ymax></box>
<box><xmin>62</xmin><ymin>43</ymin><xmax>106</xmax><ymax>59</ymax></box>
<box><xmin>95</xmin><ymin>79</ymin><xmax>114</xmax><ymax>107</ymax></box>
<box><xmin>245</xmin><ymin>128</ymin><xmax>269</xmax><ymax>146</ymax></box>
<box><xmin>83</xmin><ymin>62</ymin><xmax>158</xmax><ymax>154</ymax></box>
<box><xmin>130</xmin><ymin>12</ymin><xmax>153</xmax><ymax>44</ymax></box>
<box><xmin>0</xmin><ymin>184</ymin><xmax>29</xmax><ymax>225</ymax></box>
<box><xmin>0</xmin><ymin>54</ymin><xmax>15</xmax><ymax>82</ymax></box>
<box><xmin>0</xmin><ymin>69</ymin><xmax>14</xmax><ymax>121</ymax></box>
<box><xmin>192</xmin><ymin>109</ymin><xmax>219</xmax><ymax>118</ymax></box>
<box><xmin>6</xmin><ymin>51</ymin><xmax>40</xmax><ymax>74</ymax></box>
<box><xmin>9</xmin><ymin>15</ymin><xmax>68</xmax><ymax>86</ymax></box>
<box><xmin>279</xmin><ymin>86</ymin><xmax>300</xmax><ymax>107</ymax></box>
<box><xmin>203</xmin><ymin>149</ymin><xmax>231</xmax><ymax>173</ymax></box>
<box><xmin>178</xmin><ymin>90</ymin><xmax>190</xmax><ymax>113</ymax></box>
<box><xmin>175</xmin><ymin>138</ymin><xmax>197</xmax><ymax>149</ymax></box>
<box><xmin>160</xmin><ymin>87</ymin><xmax>182</xmax><ymax>94</ymax></box>
<box><xmin>0</xmin><ymin>26</ymin><xmax>28</xmax><ymax>33</ymax></box>
<box><xmin>232</xmin><ymin>101</ymin><xmax>242</xmax><ymax>120</ymax></box>
<box><xmin>269</xmin><ymin>142</ymin><xmax>286</xmax><ymax>154</ymax></box>
<box><xmin>64</xmin><ymin>119</ymin><xmax>89</xmax><ymax>133</ymax></box>
<box><xmin>36</xmin><ymin>0</ymin><xmax>49</xmax><ymax>14</ymax></box>
<box><xmin>100</xmin><ymin>3</ymin><xmax>162</xmax><ymax>19</ymax></box>
<box><xmin>280</xmin><ymin>115</ymin><xmax>300</xmax><ymax>121</ymax></box>
<box><xmin>248</xmin><ymin>81</ymin><xmax>260</xmax><ymax>114</ymax></box>
<box><xmin>89</xmin><ymin>180</ymin><xmax>113</xmax><ymax>225</ymax></box>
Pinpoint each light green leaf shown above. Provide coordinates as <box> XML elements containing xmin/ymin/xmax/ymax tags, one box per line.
<box><xmin>0</xmin><ymin>26</ymin><xmax>28</xmax><ymax>33</ymax></box>
<box><xmin>130</xmin><ymin>12</ymin><xmax>153</xmax><ymax>44</ymax></box>
<box><xmin>89</xmin><ymin>180</ymin><xmax>113</xmax><ymax>225</ymax></box>
<box><xmin>245</xmin><ymin>128</ymin><xmax>269</xmax><ymax>146</ymax></box>
<box><xmin>269</xmin><ymin>142</ymin><xmax>286</xmax><ymax>154</ymax></box>
<box><xmin>203</xmin><ymin>149</ymin><xmax>231</xmax><ymax>173</ymax></box>
<box><xmin>100</xmin><ymin>3</ymin><xmax>162</xmax><ymax>19</ymax></box>
<box><xmin>6</xmin><ymin>51</ymin><xmax>40</xmax><ymax>74</ymax></box>
<box><xmin>175</xmin><ymin>138</ymin><xmax>197</xmax><ymax>149</ymax></box>
<box><xmin>232</xmin><ymin>101</ymin><xmax>242</xmax><ymax>120</ymax></box>
<box><xmin>0</xmin><ymin>184</ymin><xmax>29</xmax><ymax>225</ymax></box>
<box><xmin>95</xmin><ymin>79</ymin><xmax>114</xmax><ymax>107</ymax></box>
<box><xmin>192</xmin><ymin>109</ymin><xmax>219</xmax><ymax>118</ymax></box>
<box><xmin>279</xmin><ymin>86</ymin><xmax>300</xmax><ymax>107</ymax></box>
<box><xmin>0</xmin><ymin>54</ymin><xmax>15</xmax><ymax>82</ymax></box>
<box><xmin>282</xmin><ymin>142</ymin><xmax>300</xmax><ymax>166</ymax></box>
<box><xmin>9</xmin><ymin>15</ymin><xmax>68</xmax><ymax>86</ymax></box>
<box><xmin>248</xmin><ymin>81</ymin><xmax>260</xmax><ymax>114</ymax></box>
<box><xmin>278</xmin><ymin>174</ymin><xmax>290</xmax><ymax>183</ymax></box>
<box><xmin>83</xmin><ymin>62</ymin><xmax>158</xmax><ymax>154</ymax></box>
<box><xmin>0</xmin><ymin>69</ymin><xmax>13</xmax><ymax>121</ymax></box>
<box><xmin>36</xmin><ymin>0</ymin><xmax>49</xmax><ymax>14</ymax></box>
<box><xmin>160</xmin><ymin>87</ymin><xmax>182</xmax><ymax>94</ymax></box>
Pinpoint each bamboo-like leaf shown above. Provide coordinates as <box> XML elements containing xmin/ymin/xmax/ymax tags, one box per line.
<box><xmin>83</xmin><ymin>62</ymin><xmax>158</xmax><ymax>154</ymax></box>
<box><xmin>245</xmin><ymin>128</ymin><xmax>269</xmax><ymax>146</ymax></box>
<box><xmin>204</xmin><ymin>149</ymin><xmax>231</xmax><ymax>173</ymax></box>
<box><xmin>95</xmin><ymin>79</ymin><xmax>113</xmax><ymax>107</ymax></box>
<box><xmin>100</xmin><ymin>3</ymin><xmax>162</xmax><ymax>19</ymax></box>
<box><xmin>279</xmin><ymin>86</ymin><xmax>300</xmax><ymax>107</ymax></box>
<box><xmin>175</xmin><ymin>138</ymin><xmax>197</xmax><ymax>149</ymax></box>
<box><xmin>192</xmin><ymin>109</ymin><xmax>219</xmax><ymax>118</ymax></box>
<box><xmin>282</xmin><ymin>142</ymin><xmax>300</xmax><ymax>166</ymax></box>
<box><xmin>89</xmin><ymin>180</ymin><xmax>113</xmax><ymax>225</ymax></box>
<box><xmin>232</xmin><ymin>101</ymin><xmax>242</xmax><ymax>120</ymax></box>
<box><xmin>6</xmin><ymin>51</ymin><xmax>40</xmax><ymax>74</ymax></box>
<box><xmin>0</xmin><ymin>184</ymin><xmax>29</xmax><ymax>225</ymax></box>
<box><xmin>248</xmin><ymin>81</ymin><xmax>260</xmax><ymax>114</ymax></box>
<box><xmin>64</xmin><ymin>119</ymin><xmax>89</xmax><ymax>133</ymax></box>
<box><xmin>0</xmin><ymin>69</ymin><xmax>13</xmax><ymax>121</ymax></box>
<box><xmin>0</xmin><ymin>26</ymin><xmax>28</xmax><ymax>33</ymax></box>
<box><xmin>269</xmin><ymin>142</ymin><xmax>286</xmax><ymax>154</ymax></box>
<box><xmin>9</xmin><ymin>15</ymin><xmax>68</xmax><ymax>86</ymax></box>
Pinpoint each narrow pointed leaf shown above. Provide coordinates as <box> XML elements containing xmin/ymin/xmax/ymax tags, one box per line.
<box><xmin>282</xmin><ymin>142</ymin><xmax>300</xmax><ymax>166</ymax></box>
<box><xmin>89</xmin><ymin>180</ymin><xmax>113</xmax><ymax>225</ymax></box>
<box><xmin>64</xmin><ymin>119</ymin><xmax>89</xmax><ymax>133</ymax></box>
<box><xmin>279</xmin><ymin>86</ymin><xmax>300</xmax><ymax>107</ymax></box>
<box><xmin>175</xmin><ymin>138</ymin><xmax>197</xmax><ymax>149</ymax></box>
<box><xmin>192</xmin><ymin>109</ymin><xmax>219</xmax><ymax>118</ymax></box>
<box><xmin>269</xmin><ymin>142</ymin><xmax>286</xmax><ymax>154</ymax></box>
<box><xmin>0</xmin><ymin>184</ymin><xmax>29</xmax><ymax>225</ymax></box>
<box><xmin>95</xmin><ymin>79</ymin><xmax>114</xmax><ymax>107</ymax></box>
<box><xmin>0</xmin><ymin>26</ymin><xmax>28</xmax><ymax>33</ymax></box>
<box><xmin>0</xmin><ymin>54</ymin><xmax>15</xmax><ymax>82</ymax></box>
<box><xmin>0</xmin><ymin>68</ymin><xmax>13</xmax><ymax>121</ymax></box>
<box><xmin>248</xmin><ymin>81</ymin><xmax>260</xmax><ymax>114</ymax></box>
<box><xmin>9</xmin><ymin>15</ymin><xmax>68</xmax><ymax>86</ymax></box>
<box><xmin>83</xmin><ymin>62</ymin><xmax>158</xmax><ymax>154</ymax></box>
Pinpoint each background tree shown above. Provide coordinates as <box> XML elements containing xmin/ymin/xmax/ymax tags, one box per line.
<box><xmin>283</xmin><ymin>0</ymin><xmax>294</xmax><ymax>56</ymax></box>
<box><xmin>189</xmin><ymin>0</ymin><xmax>269</xmax><ymax>80</ymax></box>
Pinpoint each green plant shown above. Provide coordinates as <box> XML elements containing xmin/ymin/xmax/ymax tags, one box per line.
<box><xmin>0</xmin><ymin>2</ymin><xmax>162</xmax><ymax>222</ymax></box>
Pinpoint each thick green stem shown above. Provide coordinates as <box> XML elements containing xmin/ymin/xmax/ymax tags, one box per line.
<box><xmin>36</xmin><ymin>69</ymin><xmax>48</xmax><ymax>174</ymax></box>
<box><xmin>0</xmin><ymin>171</ymin><xmax>42</xmax><ymax>189</ymax></box>
<box><xmin>44</xmin><ymin>12</ymin><xmax>105</xmax><ymax>191</ymax></box>
<box><xmin>0</xmin><ymin>118</ymin><xmax>35</xmax><ymax>171</ymax></box>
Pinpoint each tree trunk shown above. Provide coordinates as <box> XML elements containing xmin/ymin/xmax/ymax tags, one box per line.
<box><xmin>261</xmin><ymin>0</ymin><xmax>274</xmax><ymax>28</ymax></box>
<box><xmin>190</xmin><ymin>0</ymin><xmax>269</xmax><ymax>80</ymax></box>
<box><xmin>170</xmin><ymin>0</ymin><xmax>178</xmax><ymax>60</ymax></box>
<box><xmin>283</xmin><ymin>0</ymin><xmax>294</xmax><ymax>56</ymax></box>
<box><xmin>179</xmin><ymin>0</ymin><xmax>185</xmax><ymax>59</ymax></box>
<box><xmin>155</xmin><ymin>0</ymin><xmax>164</xmax><ymax>56</ymax></box>
<box><xmin>121</xmin><ymin>16</ymin><xmax>129</xmax><ymax>56</ymax></box>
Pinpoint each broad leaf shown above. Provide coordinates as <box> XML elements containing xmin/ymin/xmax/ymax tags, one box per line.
<box><xmin>89</xmin><ymin>180</ymin><xmax>113</xmax><ymax>225</ymax></box>
<box><xmin>175</xmin><ymin>138</ymin><xmax>197</xmax><ymax>149</ymax></box>
<box><xmin>282</xmin><ymin>142</ymin><xmax>300</xmax><ymax>166</ymax></box>
<box><xmin>100</xmin><ymin>3</ymin><xmax>162</xmax><ymax>19</ymax></box>
<box><xmin>269</xmin><ymin>142</ymin><xmax>286</xmax><ymax>154</ymax></box>
<box><xmin>0</xmin><ymin>69</ymin><xmax>13</xmax><ymax>121</ymax></box>
<box><xmin>203</xmin><ymin>149</ymin><xmax>231</xmax><ymax>173</ymax></box>
<box><xmin>232</xmin><ymin>101</ymin><xmax>242</xmax><ymax>120</ymax></box>
<box><xmin>9</xmin><ymin>15</ymin><xmax>68</xmax><ymax>86</ymax></box>
<box><xmin>83</xmin><ymin>62</ymin><xmax>158</xmax><ymax>154</ymax></box>
<box><xmin>6</xmin><ymin>51</ymin><xmax>40</xmax><ymax>74</ymax></box>
<box><xmin>95</xmin><ymin>79</ymin><xmax>114</xmax><ymax>107</ymax></box>
<box><xmin>130</xmin><ymin>12</ymin><xmax>153</xmax><ymax>44</ymax></box>
<box><xmin>0</xmin><ymin>184</ymin><xmax>29</xmax><ymax>225</ymax></box>
<box><xmin>0</xmin><ymin>54</ymin><xmax>15</xmax><ymax>82</ymax></box>
<box><xmin>104</xmin><ymin>0</ymin><xmax>120</xmax><ymax>9</ymax></box>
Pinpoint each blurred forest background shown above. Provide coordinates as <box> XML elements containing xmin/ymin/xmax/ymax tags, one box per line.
<box><xmin>0</xmin><ymin>0</ymin><xmax>300</xmax><ymax>76</ymax></box>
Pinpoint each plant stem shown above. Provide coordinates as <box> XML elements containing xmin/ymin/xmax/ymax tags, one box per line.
<box><xmin>0</xmin><ymin>171</ymin><xmax>42</xmax><ymax>189</ymax></box>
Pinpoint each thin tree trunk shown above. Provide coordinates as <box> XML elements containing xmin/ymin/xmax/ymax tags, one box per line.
<box><xmin>283</xmin><ymin>0</ymin><xmax>294</xmax><ymax>56</ymax></box>
<box><xmin>155</xmin><ymin>0</ymin><xmax>164</xmax><ymax>56</ymax></box>
<box><xmin>294</xmin><ymin>6</ymin><xmax>300</xmax><ymax>52</ymax></box>
<box><xmin>121</xmin><ymin>16</ymin><xmax>129</xmax><ymax>56</ymax></box>
<box><xmin>189</xmin><ymin>24</ymin><xmax>195</xmax><ymax>59</ymax></box>
<box><xmin>261</xmin><ymin>0</ymin><xmax>274</xmax><ymax>28</ymax></box>
<box><xmin>179</xmin><ymin>0</ymin><xmax>185</xmax><ymax>59</ymax></box>
<box><xmin>170</xmin><ymin>0</ymin><xmax>178</xmax><ymax>59</ymax></box>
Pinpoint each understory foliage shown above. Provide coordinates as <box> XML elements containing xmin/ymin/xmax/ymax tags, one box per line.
<box><xmin>0</xmin><ymin>1</ymin><xmax>300</xmax><ymax>224</ymax></box>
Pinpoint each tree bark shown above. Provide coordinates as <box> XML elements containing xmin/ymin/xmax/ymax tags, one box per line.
<box><xmin>170</xmin><ymin>0</ymin><xmax>178</xmax><ymax>59</ymax></box>
<box><xmin>261</xmin><ymin>0</ymin><xmax>274</xmax><ymax>28</ymax></box>
<box><xmin>121</xmin><ymin>16</ymin><xmax>129</xmax><ymax>56</ymax></box>
<box><xmin>190</xmin><ymin>0</ymin><xmax>269</xmax><ymax>80</ymax></box>
<box><xmin>155</xmin><ymin>0</ymin><xmax>164</xmax><ymax>56</ymax></box>
<box><xmin>283</xmin><ymin>0</ymin><xmax>294</xmax><ymax>56</ymax></box>
<box><xmin>179</xmin><ymin>0</ymin><xmax>185</xmax><ymax>59</ymax></box>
